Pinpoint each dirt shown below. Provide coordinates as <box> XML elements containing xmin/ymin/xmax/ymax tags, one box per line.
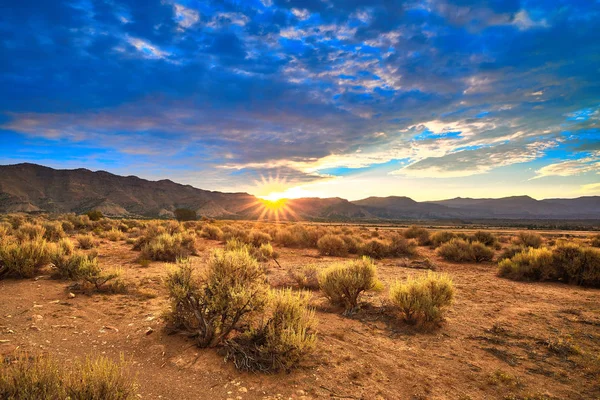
<box><xmin>1</xmin><ymin>236</ymin><xmax>599</xmax><ymax>400</ymax></box>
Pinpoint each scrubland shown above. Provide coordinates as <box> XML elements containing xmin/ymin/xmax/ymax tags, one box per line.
<box><xmin>0</xmin><ymin>213</ymin><xmax>599</xmax><ymax>399</ymax></box>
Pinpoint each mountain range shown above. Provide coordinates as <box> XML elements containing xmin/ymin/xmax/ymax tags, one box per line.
<box><xmin>1</xmin><ymin>163</ymin><xmax>599</xmax><ymax>221</ymax></box>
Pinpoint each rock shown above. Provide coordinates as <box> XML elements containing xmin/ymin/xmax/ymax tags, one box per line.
<box><xmin>29</xmin><ymin>325</ymin><xmax>40</xmax><ymax>331</ymax></box>
<box><xmin>239</xmin><ymin>387</ymin><xmax>248</xmax><ymax>393</ymax></box>
<box><xmin>68</xmin><ymin>293</ymin><xmax>76</xmax><ymax>299</ymax></box>
<box><xmin>103</xmin><ymin>326</ymin><xmax>119</xmax><ymax>332</ymax></box>
<box><xmin>145</xmin><ymin>328</ymin><xmax>154</xmax><ymax>335</ymax></box>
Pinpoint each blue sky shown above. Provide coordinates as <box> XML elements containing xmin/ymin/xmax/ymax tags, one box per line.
<box><xmin>1</xmin><ymin>0</ymin><xmax>599</xmax><ymax>200</ymax></box>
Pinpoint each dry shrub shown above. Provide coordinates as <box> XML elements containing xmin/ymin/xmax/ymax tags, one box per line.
<box><xmin>317</xmin><ymin>234</ymin><xmax>348</xmax><ymax>257</ymax></box>
<box><xmin>221</xmin><ymin>226</ymin><xmax>249</xmax><ymax>243</ymax></box>
<box><xmin>76</xmin><ymin>234</ymin><xmax>98</xmax><ymax>250</ymax></box>
<box><xmin>471</xmin><ymin>231</ymin><xmax>498</xmax><ymax>248</ymax></box>
<box><xmin>404</xmin><ymin>226</ymin><xmax>430</xmax><ymax>245</ymax></box>
<box><xmin>438</xmin><ymin>238</ymin><xmax>494</xmax><ymax>262</ymax></box>
<box><xmin>105</xmin><ymin>228</ymin><xmax>125</xmax><ymax>242</ymax></box>
<box><xmin>42</xmin><ymin>221</ymin><xmax>66</xmax><ymax>242</ymax></box>
<box><xmin>248</xmin><ymin>230</ymin><xmax>272</xmax><ymax>247</ymax></box>
<box><xmin>319</xmin><ymin>256</ymin><xmax>381</xmax><ymax>314</ymax></box>
<box><xmin>0</xmin><ymin>237</ymin><xmax>49</xmax><ymax>278</ymax></box>
<box><xmin>430</xmin><ymin>231</ymin><xmax>456</xmax><ymax>248</ymax></box>
<box><xmin>497</xmin><ymin>245</ymin><xmax>526</xmax><ymax>261</ymax></box>
<box><xmin>341</xmin><ymin>234</ymin><xmax>362</xmax><ymax>254</ymax></box>
<box><xmin>224</xmin><ymin>289</ymin><xmax>317</xmax><ymax>373</ymax></box>
<box><xmin>275</xmin><ymin>224</ymin><xmax>322</xmax><ymax>248</ymax></box>
<box><xmin>15</xmin><ymin>223</ymin><xmax>45</xmax><ymax>242</ymax></box>
<box><xmin>589</xmin><ymin>234</ymin><xmax>600</xmax><ymax>248</ymax></box>
<box><xmin>165</xmin><ymin>250</ymin><xmax>269</xmax><ymax>348</ymax></box>
<box><xmin>61</xmin><ymin>220</ymin><xmax>75</xmax><ymax>233</ymax></box>
<box><xmin>141</xmin><ymin>232</ymin><xmax>197</xmax><ymax>262</ymax></box>
<box><xmin>389</xmin><ymin>272</ymin><xmax>454</xmax><ymax>324</ymax></box>
<box><xmin>516</xmin><ymin>231</ymin><xmax>543</xmax><ymax>248</ymax></box>
<box><xmin>225</xmin><ymin>238</ymin><xmax>274</xmax><ymax>262</ymax></box>
<box><xmin>360</xmin><ymin>238</ymin><xmax>388</xmax><ymax>259</ymax></box>
<box><xmin>0</xmin><ymin>352</ymin><xmax>137</xmax><ymax>400</ymax></box>
<box><xmin>290</xmin><ymin>264</ymin><xmax>320</xmax><ymax>290</ymax></box>
<box><xmin>551</xmin><ymin>243</ymin><xmax>600</xmax><ymax>286</ymax></box>
<box><xmin>498</xmin><ymin>247</ymin><xmax>554</xmax><ymax>281</ymax></box>
<box><xmin>386</xmin><ymin>234</ymin><xmax>418</xmax><ymax>257</ymax></box>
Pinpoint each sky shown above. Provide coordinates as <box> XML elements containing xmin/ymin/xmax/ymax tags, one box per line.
<box><xmin>1</xmin><ymin>0</ymin><xmax>599</xmax><ymax>201</ymax></box>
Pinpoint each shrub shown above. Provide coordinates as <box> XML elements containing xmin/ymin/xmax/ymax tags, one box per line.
<box><xmin>15</xmin><ymin>223</ymin><xmax>45</xmax><ymax>242</ymax></box>
<box><xmin>590</xmin><ymin>234</ymin><xmax>600</xmax><ymax>248</ymax></box>
<box><xmin>61</xmin><ymin>220</ymin><xmax>75</xmax><ymax>233</ymax></box>
<box><xmin>105</xmin><ymin>228</ymin><xmax>125</xmax><ymax>242</ymax></box>
<box><xmin>438</xmin><ymin>238</ymin><xmax>493</xmax><ymax>263</ymax></box>
<box><xmin>141</xmin><ymin>232</ymin><xmax>196</xmax><ymax>262</ymax></box>
<box><xmin>174</xmin><ymin>208</ymin><xmax>197</xmax><ymax>222</ymax></box>
<box><xmin>552</xmin><ymin>243</ymin><xmax>600</xmax><ymax>287</ymax></box>
<box><xmin>497</xmin><ymin>245</ymin><xmax>526</xmax><ymax>261</ymax></box>
<box><xmin>0</xmin><ymin>237</ymin><xmax>49</xmax><ymax>278</ymax></box>
<box><xmin>86</xmin><ymin>210</ymin><xmax>104</xmax><ymax>221</ymax></box>
<box><xmin>389</xmin><ymin>272</ymin><xmax>454</xmax><ymax>324</ymax></box>
<box><xmin>404</xmin><ymin>226</ymin><xmax>430</xmax><ymax>245</ymax></box>
<box><xmin>224</xmin><ymin>289</ymin><xmax>317</xmax><ymax>372</ymax></box>
<box><xmin>49</xmin><ymin>240</ymin><xmax>96</xmax><ymax>280</ymax></box>
<box><xmin>225</xmin><ymin>239</ymin><xmax>274</xmax><ymax>262</ymax></box>
<box><xmin>76</xmin><ymin>234</ymin><xmax>98</xmax><ymax>250</ymax></box>
<box><xmin>290</xmin><ymin>264</ymin><xmax>320</xmax><ymax>290</ymax></box>
<box><xmin>319</xmin><ymin>257</ymin><xmax>381</xmax><ymax>314</ymax></box>
<box><xmin>165</xmin><ymin>250</ymin><xmax>269</xmax><ymax>347</ymax></box>
<box><xmin>430</xmin><ymin>231</ymin><xmax>456</xmax><ymax>248</ymax></box>
<box><xmin>221</xmin><ymin>226</ymin><xmax>249</xmax><ymax>243</ymax></box>
<box><xmin>42</xmin><ymin>221</ymin><xmax>66</xmax><ymax>242</ymax></box>
<box><xmin>341</xmin><ymin>235</ymin><xmax>361</xmax><ymax>254</ymax></box>
<box><xmin>516</xmin><ymin>231</ymin><xmax>543</xmax><ymax>248</ymax></box>
<box><xmin>360</xmin><ymin>238</ymin><xmax>388</xmax><ymax>259</ymax></box>
<box><xmin>471</xmin><ymin>241</ymin><xmax>495</xmax><ymax>262</ymax></box>
<box><xmin>0</xmin><ymin>352</ymin><xmax>137</xmax><ymax>400</ymax></box>
<box><xmin>498</xmin><ymin>247</ymin><xmax>554</xmax><ymax>281</ymax></box>
<box><xmin>248</xmin><ymin>230</ymin><xmax>272</xmax><ymax>247</ymax></box>
<box><xmin>200</xmin><ymin>224</ymin><xmax>223</xmax><ymax>240</ymax></box>
<box><xmin>471</xmin><ymin>231</ymin><xmax>498</xmax><ymax>248</ymax></box>
<box><xmin>386</xmin><ymin>234</ymin><xmax>418</xmax><ymax>257</ymax></box>
<box><xmin>317</xmin><ymin>234</ymin><xmax>348</xmax><ymax>257</ymax></box>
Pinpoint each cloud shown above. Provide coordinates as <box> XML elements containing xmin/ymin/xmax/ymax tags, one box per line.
<box><xmin>581</xmin><ymin>183</ymin><xmax>600</xmax><ymax>194</ymax></box>
<box><xmin>533</xmin><ymin>154</ymin><xmax>600</xmax><ymax>179</ymax></box>
<box><xmin>173</xmin><ymin>4</ymin><xmax>200</xmax><ymax>30</ymax></box>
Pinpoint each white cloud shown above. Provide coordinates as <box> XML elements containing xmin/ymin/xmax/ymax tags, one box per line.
<box><xmin>173</xmin><ymin>4</ymin><xmax>199</xmax><ymax>30</ymax></box>
<box><xmin>124</xmin><ymin>36</ymin><xmax>170</xmax><ymax>59</ymax></box>
<box><xmin>533</xmin><ymin>154</ymin><xmax>600</xmax><ymax>179</ymax></box>
<box><xmin>512</xmin><ymin>10</ymin><xmax>549</xmax><ymax>30</ymax></box>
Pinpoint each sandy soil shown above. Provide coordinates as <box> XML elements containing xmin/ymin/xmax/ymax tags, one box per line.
<box><xmin>1</xmin><ymin>236</ymin><xmax>599</xmax><ymax>400</ymax></box>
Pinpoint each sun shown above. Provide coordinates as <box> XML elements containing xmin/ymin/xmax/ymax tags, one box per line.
<box><xmin>239</xmin><ymin>174</ymin><xmax>303</xmax><ymax>221</ymax></box>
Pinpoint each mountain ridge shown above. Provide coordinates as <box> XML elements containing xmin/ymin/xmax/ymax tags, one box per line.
<box><xmin>1</xmin><ymin>163</ymin><xmax>598</xmax><ymax>220</ymax></box>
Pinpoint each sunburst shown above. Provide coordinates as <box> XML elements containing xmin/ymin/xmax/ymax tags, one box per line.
<box><xmin>238</xmin><ymin>174</ymin><xmax>301</xmax><ymax>221</ymax></box>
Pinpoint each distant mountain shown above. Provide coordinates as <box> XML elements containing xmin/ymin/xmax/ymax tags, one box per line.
<box><xmin>0</xmin><ymin>163</ymin><xmax>598</xmax><ymax>220</ymax></box>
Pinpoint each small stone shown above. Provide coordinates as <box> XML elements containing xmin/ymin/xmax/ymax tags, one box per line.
<box><xmin>239</xmin><ymin>387</ymin><xmax>248</xmax><ymax>393</ymax></box>
<box><xmin>145</xmin><ymin>328</ymin><xmax>154</xmax><ymax>335</ymax></box>
<box><xmin>68</xmin><ymin>293</ymin><xmax>76</xmax><ymax>299</ymax></box>
<box><xmin>0</xmin><ymin>339</ymin><xmax>10</xmax><ymax>343</ymax></box>
<box><xmin>29</xmin><ymin>325</ymin><xmax>40</xmax><ymax>331</ymax></box>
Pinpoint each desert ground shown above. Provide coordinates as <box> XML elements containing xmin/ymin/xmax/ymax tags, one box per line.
<box><xmin>1</xmin><ymin>216</ymin><xmax>599</xmax><ymax>400</ymax></box>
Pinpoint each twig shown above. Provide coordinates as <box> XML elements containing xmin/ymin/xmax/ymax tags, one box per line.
<box><xmin>319</xmin><ymin>385</ymin><xmax>360</xmax><ymax>399</ymax></box>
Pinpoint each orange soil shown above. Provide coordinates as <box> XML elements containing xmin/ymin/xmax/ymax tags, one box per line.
<box><xmin>1</xmin><ymin>237</ymin><xmax>599</xmax><ymax>399</ymax></box>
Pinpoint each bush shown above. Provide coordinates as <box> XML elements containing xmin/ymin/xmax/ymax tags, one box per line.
<box><xmin>0</xmin><ymin>237</ymin><xmax>49</xmax><ymax>278</ymax></box>
<box><xmin>49</xmin><ymin>240</ymin><xmax>95</xmax><ymax>280</ymax></box>
<box><xmin>341</xmin><ymin>235</ymin><xmax>361</xmax><ymax>254</ymax></box>
<box><xmin>141</xmin><ymin>232</ymin><xmax>196</xmax><ymax>262</ymax></box>
<box><xmin>42</xmin><ymin>221</ymin><xmax>66</xmax><ymax>242</ymax></box>
<box><xmin>105</xmin><ymin>228</ymin><xmax>125</xmax><ymax>242</ymax></box>
<box><xmin>386</xmin><ymin>234</ymin><xmax>418</xmax><ymax>257</ymax></box>
<box><xmin>200</xmin><ymin>224</ymin><xmax>223</xmax><ymax>240</ymax></box>
<box><xmin>360</xmin><ymin>238</ymin><xmax>388</xmax><ymax>259</ymax></box>
<box><xmin>389</xmin><ymin>272</ymin><xmax>454</xmax><ymax>324</ymax></box>
<box><xmin>552</xmin><ymin>243</ymin><xmax>600</xmax><ymax>286</ymax></box>
<box><xmin>430</xmin><ymin>231</ymin><xmax>456</xmax><ymax>248</ymax></box>
<box><xmin>248</xmin><ymin>230</ymin><xmax>272</xmax><ymax>247</ymax></box>
<box><xmin>86</xmin><ymin>210</ymin><xmax>104</xmax><ymax>221</ymax></box>
<box><xmin>498</xmin><ymin>247</ymin><xmax>554</xmax><ymax>281</ymax></box>
<box><xmin>589</xmin><ymin>234</ymin><xmax>600</xmax><ymax>248</ymax></box>
<box><xmin>225</xmin><ymin>239</ymin><xmax>274</xmax><ymax>262</ymax></box>
<box><xmin>224</xmin><ymin>289</ymin><xmax>317</xmax><ymax>372</ymax></box>
<box><xmin>471</xmin><ymin>231</ymin><xmax>498</xmax><ymax>248</ymax></box>
<box><xmin>76</xmin><ymin>234</ymin><xmax>98</xmax><ymax>250</ymax></box>
<box><xmin>290</xmin><ymin>264</ymin><xmax>320</xmax><ymax>290</ymax></box>
<box><xmin>497</xmin><ymin>245</ymin><xmax>526</xmax><ymax>261</ymax></box>
<box><xmin>0</xmin><ymin>352</ymin><xmax>137</xmax><ymax>399</ymax></box>
<box><xmin>438</xmin><ymin>238</ymin><xmax>493</xmax><ymax>263</ymax></box>
<box><xmin>15</xmin><ymin>223</ymin><xmax>45</xmax><ymax>242</ymax></box>
<box><xmin>516</xmin><ymin>231</ymin><xmax>543</xmax><ymax>248</ymax></box>
<box><xmin>319</xmin><ymin>257</ymin><xmax>381</xmax><ymax>314</ymax></box>
<box><xmin>317</xmin><ymin>234</ymin><xmax>348</xmax><ymax>257</ymax></box>
<box><xmin>174</xmin><ymin>208</ymin><xmax>197</xmax><ymax>222</ymax></box>
<box><xmin>404</xmin><ymin>226</ymin><xmax>430</xmax><ymax>245</ymax></box>
<box><xmin>165</xmin><ymin>250</ymin><xmax>269</xmax><ymax>347</ymax></box>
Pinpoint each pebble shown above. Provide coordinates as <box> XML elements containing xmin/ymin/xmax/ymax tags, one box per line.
<box><xmin>145</xmin><ymin>328</ymin><xmax>154</xmax><ymax>335</ymax></box>
<box><xmin>68</xmin><ymin>293</ymin><xmax>76</xmax><ymax>299</ymax></box>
